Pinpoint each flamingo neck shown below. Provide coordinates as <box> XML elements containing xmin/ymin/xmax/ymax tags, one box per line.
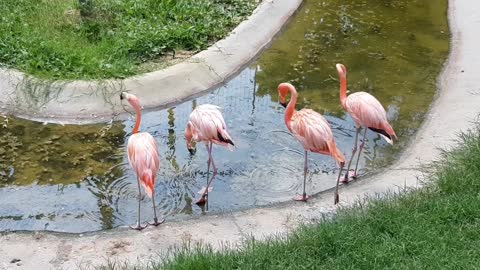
<box><xmin>339</xmin><ymin>75</ymin><xmax>347</xmax><ymax>109</ymax></box>
<box><xmin>285</xmin><ymin>86</ymin><xmax>297</xmax><ymax>130</ymax></box>
<box><xmin>132</xmin><ymin>105</ymin><xmax>141</xmax><ymax>134</ymax></box>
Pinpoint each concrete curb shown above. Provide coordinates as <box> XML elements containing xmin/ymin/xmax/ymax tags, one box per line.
<box><xmin>0</xmin><ymin>0</ymin><xmax>303</xmax><ymax>124</ymax></box>
<box><xmin>1</xmin><ymin>0</ymin><xmax>479</xmax><ymax>269</ymax></box>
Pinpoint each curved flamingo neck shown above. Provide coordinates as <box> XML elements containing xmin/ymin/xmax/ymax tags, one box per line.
<box><xmin>339</xmin><ymin>75</ymin><xmax>347</xmax><ymax>110</ymax></box>
<box><xmin>132</xmin><ymin>104</ymin><xmax>141</xmax><ymax>134</ymax></box>
<box><xmin>285</xmin><ymin>86</ymin><xmax>297</xmax><ymax>130</ymax></box>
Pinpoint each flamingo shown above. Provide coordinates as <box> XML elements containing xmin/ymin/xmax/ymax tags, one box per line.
<box><xmin>336</xmin><ymin>63</ymin><xmax>397</xmax><ymax>183</ymax></box>
<box><xmin>120</xmin><ymin>92</ymin><xmax>164</xmax><ymax>230</ymax></box>
<box><xmin>278</xmin><ymin>83</ymin><xmax>346</xmax><ymax>204</ymax></box>
<box><xmin>184</xmin><ymin>104</ymin><xmax>235</xmax><ymax>205</ymax></box>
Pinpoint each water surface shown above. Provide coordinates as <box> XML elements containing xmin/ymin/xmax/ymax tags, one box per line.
<box><xmin>0</xmin><ymin>0</ymin><xmax>449</xmax><ymax>232</ymax></box>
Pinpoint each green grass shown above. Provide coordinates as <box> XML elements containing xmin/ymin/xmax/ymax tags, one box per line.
<box><xmin>0</xmin><ymin>0</ymin><xmax>256</xmax><ymax>80</ymax></box>
<box><xmin>97</xmin><ymin>125</ymin><xmax>480</xmax><ymax>270</ymax></box>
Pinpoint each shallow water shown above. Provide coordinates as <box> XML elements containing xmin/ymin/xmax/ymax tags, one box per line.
<box><xmin>0</xmin><ymin>0</ymin><xmax>448</xmax><ymax>232</ymax></box>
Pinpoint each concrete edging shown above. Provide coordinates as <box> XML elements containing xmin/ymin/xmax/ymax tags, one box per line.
<box><xmin>1</xmin><ymin>0</ymin><xmax>480</xmax><ymax>269</ymax></box>
<box><xmin>0</xmin><ymin>0</ymin><xmax>303</xmax><ymax>124</ymax></box>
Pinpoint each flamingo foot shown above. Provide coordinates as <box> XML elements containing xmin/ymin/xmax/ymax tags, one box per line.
<box><xmin>334</xmin><ymin>193</ymin><xmax>340</xmax><ymax>204</ymax></box>
<box><xmin>349</xmin><ymin>171</ymin><xmax>359</xmax><ymax>179</ymax></box>
<box><xmin>148</xmin><ymin>217</ymin><xmax>165</xmax><ymax>227</ymax></box>
<box><xmin>129</xmin><ymin>222</ymin><xmax>148</xmax><ymax>231</ymax></box>
<box><xmin>197</xmin><ymin>186</ymin><xmax>213</xmax><ymax>195</ymax></box>
<box><xmin>340</xmin><ymin>175</ymin><xmax>349</xmax><ymax>184</ymax></box>
<box><xmin>293</xmin><ymin>194</ymin><xmax>309</xmax><ymax>202</ymax></box>
<box><xmin>341</xmin><ymin>171</ymin><xmax>358</xmax><ymax>183</ymax></box>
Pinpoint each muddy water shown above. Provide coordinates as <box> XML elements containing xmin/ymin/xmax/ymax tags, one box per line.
<box><xmin>0</xmin><ymin>0</ymin><xmax>448</xmax><ymax>232</ymax></box>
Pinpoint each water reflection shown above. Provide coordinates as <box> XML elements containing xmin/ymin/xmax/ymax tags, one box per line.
<box><xmin>0</xmin><ymin>119</ymin><xmax>125</xmax><ymax>187</ymax></box>
<box><xmin>0</xmin><ymin>0</ymin><xmax>448</xmax><ymax>232</ymax></box>
<box><xmin>255</xmin><ymin>0</ymin><xmax>449</xmax><ymax>168</ymax></box>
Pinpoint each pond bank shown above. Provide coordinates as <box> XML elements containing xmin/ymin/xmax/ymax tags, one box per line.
<box><xmin>1</xmin><ymin>0</ymin><xmax>479</xmax><ymax>269</ymax></box>
<box><xmin>0</xmin><ymin>0</ymin><xmax>302</xmax><ymax>124</ymax></box>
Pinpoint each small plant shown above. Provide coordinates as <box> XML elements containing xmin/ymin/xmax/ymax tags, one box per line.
<box><xmin>78</xmin><ymin>0</ymin><xmax>94</xmax><ymax>18</ymax></box>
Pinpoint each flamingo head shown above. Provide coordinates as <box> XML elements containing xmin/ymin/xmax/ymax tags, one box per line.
<box><xmin>278</xmin><ymin>82</ymin><xmax>294</xmax><ymax>108</ymax></box>
<box><xmin>120</xmin><ymin>92</ymin><xmax>141</xmax><ymax>110</ymax></box>
<box><xmin>187</xmin><ymin>145</ymin><xmax>196</xmax><ymax>155</ymax></box>
<box><xmin>336</xmin><ymin>63</ymin><xmax>347</xmax><ymax>79</ymax></box>
<box><xmin>184</xmin><ymin>122</ymin><xmax>196</xmax><ymax>155</ymax></box>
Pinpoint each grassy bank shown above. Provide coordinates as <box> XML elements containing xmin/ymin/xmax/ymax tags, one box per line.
<box><xmin>0</xmin><ymin>0</ymin><xmax>256</xmax><ymax>80</ymax></box>
<box><xmin>105</xmin><ymin>126</ymin><xmax>480</xmax><ymax>269</ymax></box>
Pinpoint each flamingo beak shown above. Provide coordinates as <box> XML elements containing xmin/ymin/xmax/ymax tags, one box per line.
<box><xmin>120</xmin><ymin>92</ymin><xmax>126</xmax><ymax>100</ymax></box>
<box><xmin>279</xmin><ymin>101</ymin><xmax>287</xmax><ymax>108</ymax></box>
<box><xmin>188</xmin><ymin>148</ymin><xmax>196</xmax><ymax>155</ymax></box>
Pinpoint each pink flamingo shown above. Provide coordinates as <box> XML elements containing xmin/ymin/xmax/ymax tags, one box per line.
<box><xmin>184</xmin><ymin>104</ymin><xmax>234</xmax><ymax>205</ymax></box>
<box><xmin>120</xmin><ymin>92</ymin><xmax>164</xmax><ymax>230</ymax></box>
<box><xmin>278</xmin><ymin>83</ymin><xmax>346</xmax><ymax>204</ymax></box>
<box><xmin>336</xmin><ymin>63</ymin><xmax>397</xmax><ymax>183</ymax></box>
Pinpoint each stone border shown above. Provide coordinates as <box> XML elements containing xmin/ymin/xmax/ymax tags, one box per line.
<box><xmin>1</xmin><ymin>0</ymin><xmax>479</xmax><ymax>269</ymax></box>
<box><xmin>0</xmin><ymin>0</ymin><xmax>303</xmax><ymax>124</ymax></box>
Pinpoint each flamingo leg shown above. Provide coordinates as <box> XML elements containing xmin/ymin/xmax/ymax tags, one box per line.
<box><xmin>334</xmin><ymin>162</ymin><xmax>345</xmax><ymax>204</ymax></box>
<box><xmin>148</xmin><ymin>190</ymin><xmax>165</xmax><ymax>226</ymax></box>
<box><xmin>342</xmin><ymin>127</ymin><xmax>360</xmax><ymax>183</ymax></box>
<box><xmin>196</xmin><ymin>142</ymin><xmax>216</xmax><ymax>205</ymax></box>
<box><xmin>205</xmin><ymin>143</ymin><xmax>212</xmax><ymax>200</ymax></box>
<box><xmin>294</xmin><ymin>151</ymin><xmax>309</xmax><ymax>201</ymax></box>
<box><xmin>204</xmin><ymin>142</ymin><xmax>218</xmax><ymax>211</ymax></box>
<box><xmin>352</xmin><ymin>128</ymin><xmax>368</xmax><ymax>178</ymax></box>
<box><xmin>206</xmin><ymin>143</ymin><xmax>218</xmax><ymax>191</ymax></box>
<box><xmin>130</xmin><ymin>178</ymin><xmax>148</xmax><ymax>230</ymax></box>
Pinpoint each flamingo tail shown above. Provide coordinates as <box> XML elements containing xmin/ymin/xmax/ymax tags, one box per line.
<box><xmin>333</xmin><ymin>148</ymin><xmax>346</xmax><ymax>165</ymax></box>
<box><xmin>368</xmin><ymin>122</ymin><xmax>397</xmax><ymax>145</ymax></box>
<box><xmin>328</xmin><ymin>140</ymin><xmax>346</xmax><ymax>165</ymax></box>
<box><xmin>140</xmin><ymin>169</ymin><xmax>155</xmax><ymax>198</ymax></box>
<box><xmin>217</xmin><ymin>130</ymin><xmax>235</xmax><ymax>151</ymax></box>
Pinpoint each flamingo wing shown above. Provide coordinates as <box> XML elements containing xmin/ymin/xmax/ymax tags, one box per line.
<box><xmin>127</xmin><ymin>132</ymin><xmax>160</xmax><ymax>198</ymax></box>
<box><xmin>290</xmin><ymin>109</ymin><xmax>334</xmax><ymax>153</ymax></box>
<box><xmin>346</xmin><ymin>92</ymin><xmax>396</xmax><ymax>143</ymax></box>
<box><xmin>188</xmin><ymin>104</ymin><xmax>234</xmax><ymax>149</ymax></box>
<box><xmin>345</xmin><ymin>92</ymin><xmax>387</xmax><ymax>127</ymax></box>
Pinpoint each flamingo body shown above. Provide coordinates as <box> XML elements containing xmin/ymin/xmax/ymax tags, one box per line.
<box><xmin>278</xmin><ymin>82</ymin><xmax>345</xmax><ymax>203</ymax></box>
<box><xmin>336</xmin><ymin>63</ymin><xmax>397</xmax><ymax>183</ymax></box>
<box><xmin>127</xmin><ymin>132</ymin><xmax>159</xmax><ymax>198</ymax></box>
<box><xmin>344</xmin><ymin>92</ymin><xmax>396</xmax><ymax>144</ymax></box>
<box><xmin>120</xmin><ymin>92</ymin><xmax>164</xmax><ymax>229</ymax></box>
<box><xmin>289</xmin><ymin>109</ymin><xmax>345</xmax><ymax>163</ymax></box>
<box><xmin>184</xmin><ymin>104</ymin><xmax>234</xmax><ymax>205</ymax></box>
<box><xmin>185</xmin><ymin>104</ymin><xmax>234</xmax><ymax>150</ymax></box>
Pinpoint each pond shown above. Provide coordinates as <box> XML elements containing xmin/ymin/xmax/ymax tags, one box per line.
<box><xmin>0</xmin><ymin>0</ymin><xmax>449</xmax><ymax>232</ymax></box>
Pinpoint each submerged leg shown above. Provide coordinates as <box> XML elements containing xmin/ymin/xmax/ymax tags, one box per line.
<box><xmin>294</xmin><ymin>151</ymin><xmax>309</xmax><ymax>201</ymax></box>
<box><xmin>342</xmin><ymin>127</ymin><xmax>360</xmax><ymax>183</ymax></box>
<box><xmin>352</xmin><ymin>128</ymin><xmax>368</xmax><ymax>178</ymax></box>
<box><xmin>195</xmin><ymin>144</ymin><xmax>212</xmax><ymax>205</ymax></box>
<box><xmin>130</xmin><ymin>178</ymin><xmax>148</xmax><ymax>230</ymax></box>
<box><xmin>148</xmin><ymin>190</ymin><xmax>165</xmax><ymax>226</ymax></box>
<box><xmin>334</xmin><ymin>162</ymin><xmax>345</xmax><ymax>204</ymax></box>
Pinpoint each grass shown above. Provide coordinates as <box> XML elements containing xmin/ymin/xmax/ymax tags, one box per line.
<box><xmin>90</xmin><ymin>125</ymin><xmax>480</xmax><ymax>269</ymax></box>
<box><xmin>0</xmin><ymin>0</ymin><xmax>257</xmax><ymax>80</ymax></box>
